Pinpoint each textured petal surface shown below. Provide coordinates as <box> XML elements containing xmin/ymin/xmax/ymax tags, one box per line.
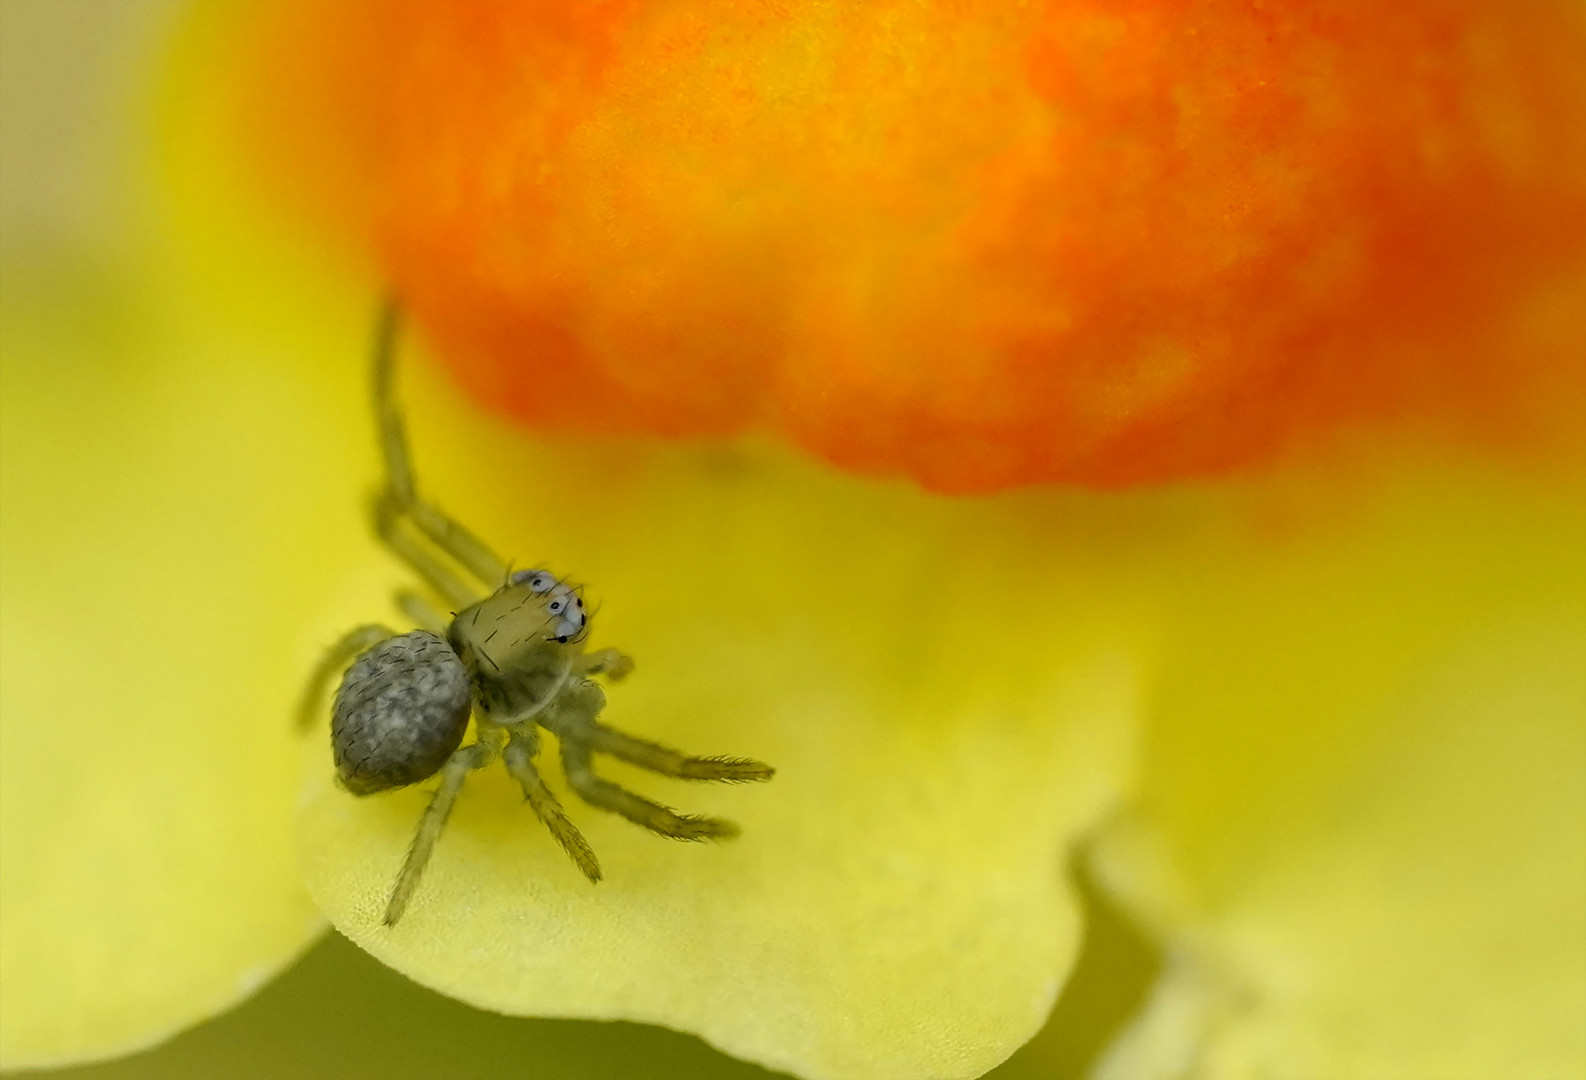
<box><xmin>295</xmin><ymin>361</ymin><xmax>1146</xmax><ymax>1080</ymax></box>
<box><xmin>1088</xmin><ymin>463</ymin><xmax>1586</xmax><ymax>1080</ymax></box>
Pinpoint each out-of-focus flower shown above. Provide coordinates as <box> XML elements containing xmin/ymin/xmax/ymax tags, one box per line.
<box><xmin>1091</xmin><ymin>463</ymin><xmax>1586</xmax><ymax>1079</ymax></box>
<box><xmin>1</xmin><ymin>2</ymin><xmax>1582</xmax><ymax>1079</ymax></box>
<box><xmin>238</xmin><ymin>0</ymin><xmax>1586</xmax><ymax>492</ymax></box>
<box><xmin>0</xmin><ymin>1</ymin><xmax>334</xmax><ymax>1067</ymax></box>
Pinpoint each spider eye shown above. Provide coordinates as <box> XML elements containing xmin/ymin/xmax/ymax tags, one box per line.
<box><xmin>511</xmin><ymin>568</ymin><xmax>558</xmax><ymax>593</ymax></box>
<box><xmin>548</xmin><ymin>597</ymin><xmax>567</xmax><ymax>614</ymax></box>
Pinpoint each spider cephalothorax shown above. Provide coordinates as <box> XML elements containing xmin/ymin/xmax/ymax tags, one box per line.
<box><xmin>299</xmin><ymin>300</ymin><xmax>773</xmax><ymax>926</ymax></box>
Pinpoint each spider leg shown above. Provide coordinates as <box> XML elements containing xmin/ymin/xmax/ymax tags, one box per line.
<box><xmin>558</xmin><ymin>738</ymin><xmax>740</xmax><ymax>841</ymax></box>
<box><xmin>296</xmin><ymin>623</ymin><xmax>397</xmax><ymax>730</ymax></box>
<box><xmin>503</xmin><ymin>730</ymin><xmax>602</xmax><ymax>882</ymax></box>
<box><xmin>582</xmin><ymin>724</ymin><xmax>773</xmax><ymax>782</ymax></box>
<box><xmin>371</xmin><ymin>296</ymin><xmax>508</xmax><ymax>590</ymax></box>
<box><xmin>401</xmin><ymin>498</ymin><xmax>507</xmax><ymax>589</ymax></box>
<box><xmin>370</xmin><ymin>297</ymin><xmax>417</xmax><ymax>504</ymax></box>
<box><xmin>542</xmin><ymin>681</ymin><xmax>773</xmax><ymax>782</ymax></box>
<box><xmin>576</xmin><ymin>647</ymin><xmax>635</xmax><ymax>681</ymax></box>
<box><xmin>373</xmin><ymin>491</ymin><xmax>478</xmax><ymax>611</ymax></box>
<box><xmin>395</xmin><ymin>588</ymin><xmax>449</xmax><ymax>634</ymax></box>
<box><xmin>383</xmin><ymin>739</ymin><xmax>494</xmax><ymax>926</ymax></box>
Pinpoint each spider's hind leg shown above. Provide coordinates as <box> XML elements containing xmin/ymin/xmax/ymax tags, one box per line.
<box><xmin>296</xmin><ymin>623</ymin><xmax>396</xmax><ymax>730</ymax></box>
<box><xmin>384</xmin><ymin>738</ymin><xmax>495</xmax><ymax>926</ymax></box>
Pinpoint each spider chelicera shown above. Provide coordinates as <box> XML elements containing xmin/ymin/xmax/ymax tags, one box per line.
<box><xmin>297</xmin><ymin>300</ymin><xmax>774</xmax><ymax>926</ymax></box>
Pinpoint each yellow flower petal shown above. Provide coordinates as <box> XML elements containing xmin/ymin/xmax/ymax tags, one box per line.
<box><xmin>296</xmin><ymin>363</ymin><xmax>1146</xmax><ymax>1079</ymax></box>
<box><xmin>1088</xmin><ymin>463</ymin><xmax>1586</xmax><ymax>1079</ymax></box>
<box><xmin>0</xmin><ymin>2</ymin><xmax>342</xmax><ymax>1068</ymax></box>
<box><xmin>0</xmin><ymin>289</ymin><xmax>361</xmax><ymax>1064</ymax></box>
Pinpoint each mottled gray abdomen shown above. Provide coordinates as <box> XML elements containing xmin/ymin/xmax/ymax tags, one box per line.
<box><xmin>332</xmin><ymin>630</ymin><xmax>472</xmax><ymax>795</ymax></box>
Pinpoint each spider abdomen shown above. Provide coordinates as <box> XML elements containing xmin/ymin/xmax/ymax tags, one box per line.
<box><xmin>332</xmin><ymin>630</ymin><xmax>472</xmax><ymax>795</ymax></box>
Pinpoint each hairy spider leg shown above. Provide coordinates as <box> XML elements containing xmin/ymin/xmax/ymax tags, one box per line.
<box><xmin>384</xmin><ymin>737</ymin><xmax>496</xmax><ymax>926</ymax></box>
<box><xmin>541</xmin><ymin>681</ymin><xmax>774</xmax><ymax>783</ymax></box>
<box><xmin>558</xmin><ymin>739</ymin><xmax>740</xmax><ymax>841</ymax></box>
<box><xmin>502</xmin><ymin>729</ymin><xmax>602</xmax><ymax>882</ymax></box>
<box><xmin>575</xmin><ymin>647</ymin><xmax>636</xmax><ymax>681</ymax></box>
<box><xmin>373</xmin><ymin>491</ymin><xmax>478</xmax><ymax>611</ymax></box>
<box><xmin>396</xmin><ymin>589</ymin><xmax>450</xmax><ymax>634</ymax></box>
<box><xmin>370</xmin><ymin>298</ymin><xmax>416</xmax><ymax>502</ymax></box>
<box><xmin>296</xmin><ymin>623</ymin><xmax>398</xmax><ymax>730</ymax></box>
<box><xmin>578</xmin><ymin>724</ymin><xmax>775</xmax><ymax>782</ymax></box>
<box><xmin>371</xmin><ymin>296</ymin><xmax>508</xmax><ymax>592</ymax></box>
<box><xmin>538</xmin><ymin>682</ymin><xmax>737</xmax><ymax>839</ymax></box>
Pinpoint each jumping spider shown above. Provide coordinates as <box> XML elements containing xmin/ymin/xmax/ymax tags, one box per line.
<box><xmin>298</xmin><ymin>300</ymin><xmax>774</xmax><ymax>926</ymax></box>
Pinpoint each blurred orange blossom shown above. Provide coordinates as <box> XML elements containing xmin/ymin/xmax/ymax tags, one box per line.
<box><xmin>241</xmin><ymin>0</ymin><xmax>1586</xmax><ymax>491</ymax></box>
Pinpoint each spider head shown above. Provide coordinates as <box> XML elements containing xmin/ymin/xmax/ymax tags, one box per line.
<box><xmin>447</xmin><ymin>571</ymin><xmax>588</xmax><ymax>718</ymax></box>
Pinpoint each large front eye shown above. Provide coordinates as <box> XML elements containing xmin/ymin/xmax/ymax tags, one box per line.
<box><xmin>511</xmin><ymin>568</ymin><xmax>558</xmax><ymax>593</ymax></box>
<box><xmin>547</xmin><ymin>596</ymin><xmax>568</xmax><ymax>615</ymax></box>
<box><xmin>551</xmin><ymin>607</ymin><xmax>586</xmax><ymax>643</ymax></box>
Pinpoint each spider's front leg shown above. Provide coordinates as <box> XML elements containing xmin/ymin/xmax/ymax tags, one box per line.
<box><xmin>372</xmin><ymin>490</ymin><xmax>479</xmax><ymax>612</ymax></box>
<box><xmin>502</xmin><ymin>728</ymin><xmax>602</xmax><ymax>882</ymax></box>
<box><xmin>577</xmin><ymin>647</ymin><xmax>635</xmax><ymax>681</ymax></box>
<box><xmin>548</xmin><ymin>681</ymin><xmax>775</xmax><ymax>783</ymax></box>
<box><xmin>546</xmin><ymin>681</ymin><xmax>774</xmax><ymax>841</ymax></box>
<box><xmin>368</xmin><ymin>297</ymin><xmax>507</xmax><ymax>608</ymax></box>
